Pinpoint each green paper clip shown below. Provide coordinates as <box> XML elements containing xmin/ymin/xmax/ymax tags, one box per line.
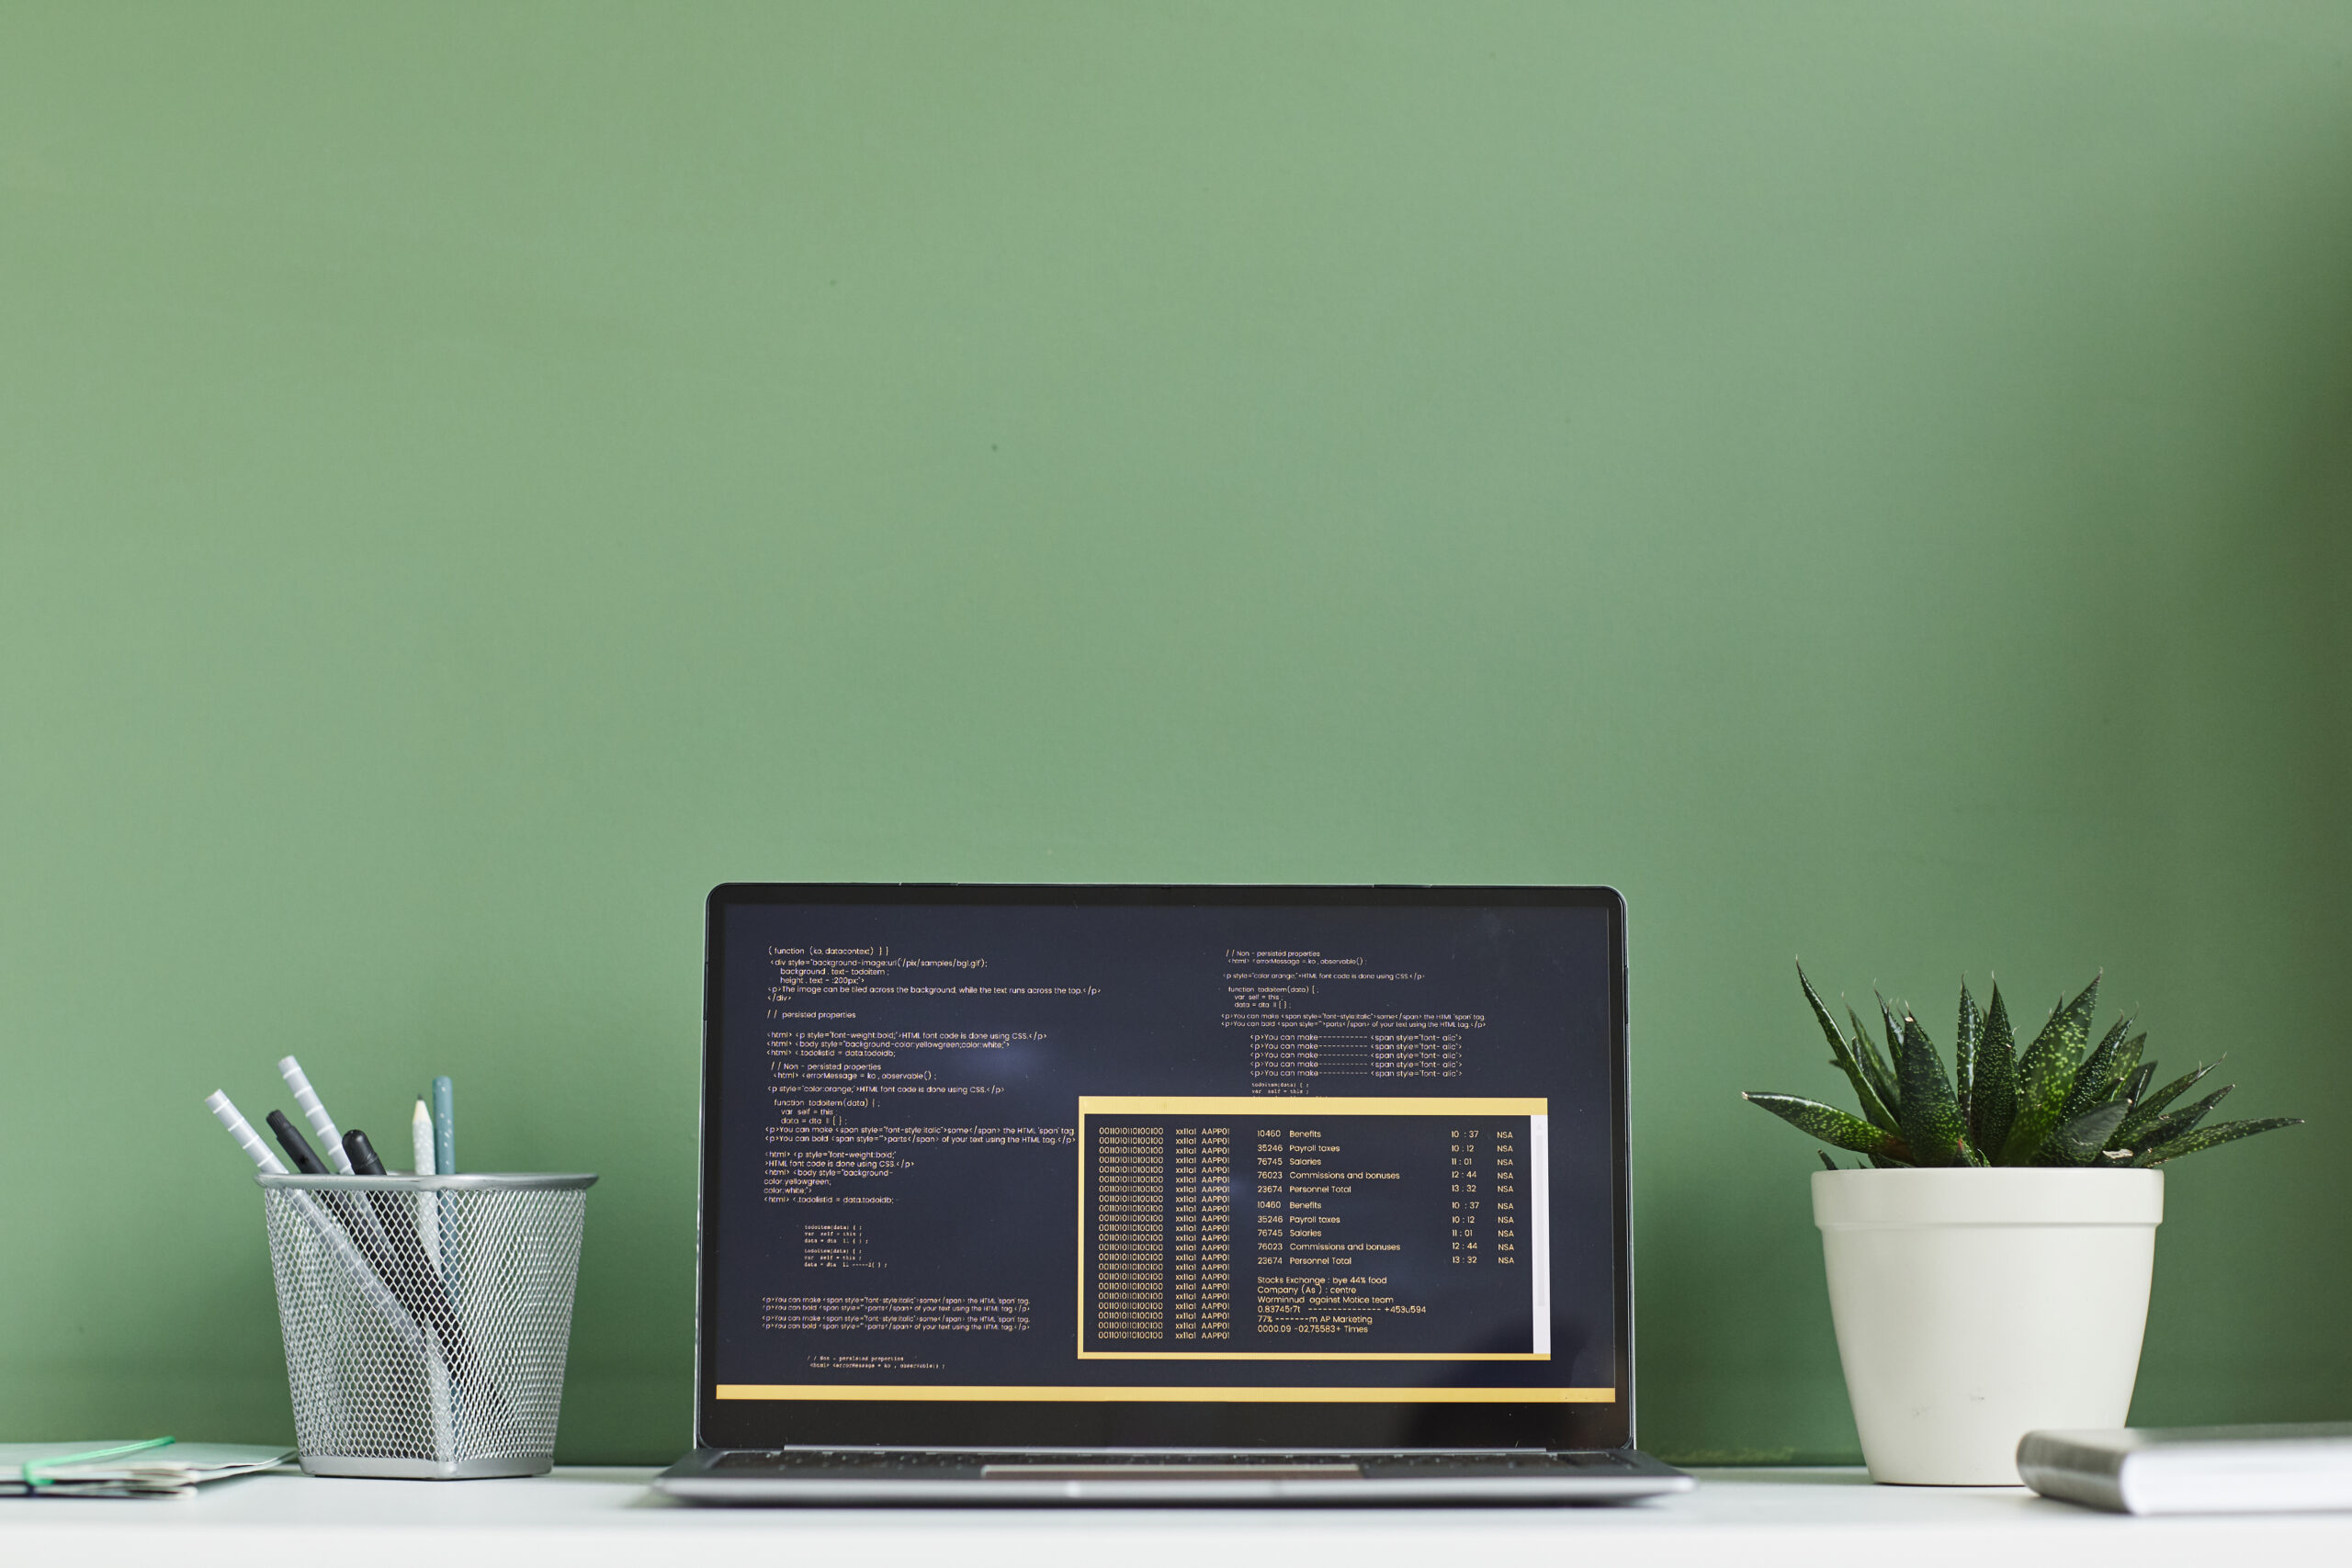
<box><xmin>21</xmin><ymin>1436</ymin><xmax>175</xmax><ymax>1492</ymax></box>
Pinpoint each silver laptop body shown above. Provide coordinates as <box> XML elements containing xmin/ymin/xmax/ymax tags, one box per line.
<box><xmin>658</xmin><ymin>884</ymin><xmax>1689</xmax><ymax>1506</ymax></box>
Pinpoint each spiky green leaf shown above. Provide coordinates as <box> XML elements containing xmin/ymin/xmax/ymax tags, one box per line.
<box><xmin>2107</xmin><ymin>1032</ymin><xmax>2147</xmax><ymax>1100</ymax></box>
<box><xmin>2037</xmin><ymin>1100</ymin><xmax>2131</xmax><ymax>1166</ymax></box>
<box><xmin>1973</xmin><ymin>983</ymin><xmax>2019</xmax><ymax>1157</ymax></box>
<box><xmin>1894</xmin><ymin>1011</ymin><xmax>1968</xmax><ymax>1166</ymax></box>
<box><xmin>1998</xmin><ymin>975</ymin><xmax>2100</xmax><ymax>1165</ymax></box>
<box><xmin>2117</xmin><ymin>1061</ymin><xmax>2155</xmax><ymax>1110</ymax></box>
<box><xmin>1742</xmin><ymin>1092</ymin><xmax>1909</xmax><ymax>1158</ymax></box>
<box><xmin>2012</xmin><ymin>976</ymin><xmax>2100</xmax><ymax>1095</ymax></box>
<box><xmin>2132</xmin><ymin>1084</ymin><xmax>2233</xmax><ymax>1151</ymax></box>
<box><xmin>1954</xmin><ymin>981</ymin><xmax>1983</xmax><ymax>1134</ymax></box>
<box><xmin>1846</xmin><ymin>1005</ymin><xmax>1902</xmax><ymax>1115</ymax></box>
<box><xmin>2130</xmin><ymin>1117</ymin><xmax>2303</xmax><ymax>1168</ymax></box>
<box><xmin>1875</xmin><ymin>990</ymin><xmax>1906</xmax><ymax>1071</ymax></box>
<box><xmin>2110</xmin><ymin>1062</ymin><xmax>2222</xmax><ymax>1150</ymax></box>
<box><xmin>2063</xmin><ymin>1015</ymin><xmax>2139</xmax><ymax>1122</ymax></box>
<box><xmin>1818</xmin><ymin>1150</ymin><xmax>1839</xmax><ymax>1172</ymax></box>
<box><xmin>1797</xmin><ymin>962</ymin><xmax>1899</xmax><ymax>1134</ymax></box>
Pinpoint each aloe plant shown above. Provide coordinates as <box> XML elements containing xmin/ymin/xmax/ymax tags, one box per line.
<box><xmin>1746</xmin><ymin>964</ymin><xmax>2303</xmax><ymax>1168</ymax></box>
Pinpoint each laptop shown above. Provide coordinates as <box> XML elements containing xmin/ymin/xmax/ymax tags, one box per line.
<box><xmin>657</xmin><ymin>884</ymin><xmax>1689</xmax><ymax>1505</ymax></box>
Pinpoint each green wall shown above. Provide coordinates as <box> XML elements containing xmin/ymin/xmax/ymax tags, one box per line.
<box><xmin>5</xmin><ymin>3</ymin><xmax>2348</xmax><ymax>1464</ymax></box>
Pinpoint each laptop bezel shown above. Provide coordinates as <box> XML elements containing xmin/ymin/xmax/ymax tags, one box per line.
<box><xmin>695</xmin><ymin>883</ymin><xmax>1633</xmax><ymax>1451</ymax></box>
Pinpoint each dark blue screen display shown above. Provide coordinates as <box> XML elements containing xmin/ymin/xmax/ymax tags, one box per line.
<box><xmin>711</xmin><ymin>900</ymin><xmax>1618</xmax><ymax>1398</ymax></box>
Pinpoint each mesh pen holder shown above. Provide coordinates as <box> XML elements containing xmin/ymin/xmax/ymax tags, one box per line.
<box><xmin>258</xmin><ymin>1172</ymin><xmax>596</xmax><ymax>1479</ymax></box>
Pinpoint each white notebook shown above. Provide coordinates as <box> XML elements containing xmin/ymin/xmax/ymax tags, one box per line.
<box><xmin>2019</xmin><ymin>1424</ymin><xmax>2352</xmax><ymax>1515</ymax></box>
<box><xmin>0</xmin><ymin>1441</ymin><xmax>292</xmax><ymax>1498</ymax></box>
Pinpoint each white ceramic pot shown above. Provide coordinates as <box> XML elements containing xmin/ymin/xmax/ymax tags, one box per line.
<box><xmin>1813</xmin><ymin>1168</ymin><xmax>2163</xmax><ymax>1484</ymax></box>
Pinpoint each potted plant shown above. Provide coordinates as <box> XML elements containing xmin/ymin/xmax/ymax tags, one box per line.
<box><xmin>1744</xmin><ymin>964</ymin><xmax>2301</xmax><ymax>1485</ymax></box>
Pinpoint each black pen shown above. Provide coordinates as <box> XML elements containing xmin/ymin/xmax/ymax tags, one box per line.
<box><xmin>343</xmin><ymin>1129</ymin><xmax>388</xmax><ymax>1176</ymax></box>
<box><xmin>343</xmin><ymin>1127</ymin><xmax>499</xmax><ymax>1413</ymax></box>
<box><xmin>256</xmin><ymin>1103</ymin><xmax>475</xmax><ymax>1424</ymax></box>
<box><xmin>274</xmin><ymin>1115</ymin><xmax>391</xmax><ymax>1275</ymax></box>
<box><xmin>267</xmin><ymin>1110</ymin><xmax>332</xmax><ymax>1175</ymax></box>
<box><xmin>272</xmin><ymin>1116</ymin><xmax>426</xmax><ymax>1358</ymax></box>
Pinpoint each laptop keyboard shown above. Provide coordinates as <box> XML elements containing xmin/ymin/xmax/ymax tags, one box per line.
<box><xmin>709</xmin><ymin>1450</ymin><xmax>1633</xmax><ymax>1478</ymax></box>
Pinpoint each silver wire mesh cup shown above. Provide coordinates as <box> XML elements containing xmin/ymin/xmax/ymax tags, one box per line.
<box><xmin>258</xmin><ymin>1172</ymin><xmax>596</xmax><ymax>1479</ymax></box>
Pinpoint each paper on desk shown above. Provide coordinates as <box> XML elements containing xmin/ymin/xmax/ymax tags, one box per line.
<box><xmin>0</xmin><ymin>1442</ymin><xmax>293</xmax><ymax>1497</ymax></box>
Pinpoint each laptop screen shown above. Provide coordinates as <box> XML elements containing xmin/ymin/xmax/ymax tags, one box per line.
<box><xmin>699</xmin><ymin>886</ymin><xmax>1629</xmax><ymax>1450</ymax></box>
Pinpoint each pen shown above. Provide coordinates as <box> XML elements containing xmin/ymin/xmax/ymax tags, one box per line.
<box><xmin>200</xmin><ymin>1092</ymin><xmax>435</xmax><ymax>1363</ymax></box>
<box><xmin>411</xmin><ymin>1099</ymin><xmax>436</xmax><ymax>1177</ymax></box>
<box><xmin>412</xmin><ymin>1098</ymin><xmax>442</xmax><ymax>1275</ymax></box>
<box><xmin>253</xmin><ymin>1106</ymin><xmax>402</xmax><ymax>1303</ymax></box>
<box><xmin>201</xmin><ymin>1092</ymin><xmax>461</xmax><ymax>1455</ymax></box>
<box><xmin>279</xmin><ymin>1056</ymin><xmax>356</xmax><ymax>1175</ymax></box>
<box><xmin>304</xmin><ymin>1145</ymin><xmax>471</xmax><ymax>1416</ymax></box>
<box><xmin>341</xmin><ymin>1134</ymin><xmax>492</xmax><ymax>1417</ymax></box>
<box><xmin>266</xmin><ymin>1110</ymin><xmax>333</xmax><ymax>1176</ymax></box>
<box><xmin>431</xmin><ymin>1077</ymin><xmax>455</xmax><ymax>1174</ymax></box>
<box><xmin>220</xmin><ymin>1104</ymin><xmax>395</xmax><ymax>1316</ymax></box>
<box><xmin>205</xmin><ymin>1091</ymin><xmax>288</xmax><ymax>1174</ymax></box>
<box><xmin>340</xmin><ymin>1161</ymin><xmax>481</xmax><ymax>1423</ymax></box>
<box><xmin>344</xmin><ymin>1129</ymin><xmax>388</xmax><ymax>1177</ymax></box>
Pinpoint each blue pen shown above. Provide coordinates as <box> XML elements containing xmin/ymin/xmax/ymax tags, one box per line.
<box><xmin>431</xmin><ymin>1077</ymin><xmax>455</xmax><ymax>1174</ymax></box>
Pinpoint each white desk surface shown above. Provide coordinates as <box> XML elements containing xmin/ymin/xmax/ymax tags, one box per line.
<box><xmin>6</xmin><ymin>1464</ymin><xmax>2349</xmax><ymax>1566</ymax></box>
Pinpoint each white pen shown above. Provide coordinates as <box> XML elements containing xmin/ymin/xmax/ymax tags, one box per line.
<box><xmin>205</xmin><ymin>1090</ymin><xmax>288</xmax><ymax>1174</ymax></box>
<box><xmin>201</xmin><ymin>1090</ymin><xmax>437</xmax><ymax>1374</ymax></box>
<box><xmin>411</xmin><ymin>1097</ymin><xmax>436</xmax><ymax>1177</ymax></box>
<box><xmin>412</xmin><ymin>1097</ymin><xmax>443</xmax><ymax>1277</ymax></box>
<box><xmin>209</xmin><ymin>1085</ymin><xmax>386</xmax><ymax>1269</ymax></box>
<box><xmin>277</xmin><ymin>1055</ymin><xmax>356</xmax><ymax>1175</ymax></box>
